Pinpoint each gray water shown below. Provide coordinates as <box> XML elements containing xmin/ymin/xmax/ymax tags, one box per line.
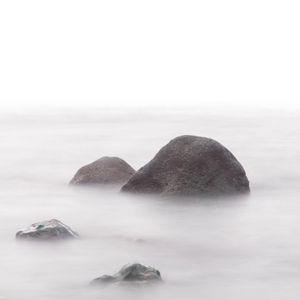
<box><xmin>0</xmin><ymin>107</ymin><xmax>300</xmax><ymax>300</ymax></box>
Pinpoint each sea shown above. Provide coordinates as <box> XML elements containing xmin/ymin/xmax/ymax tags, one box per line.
<box><xmin>0</xmin><ymin>107</ymin><xmax>299</xmax><ymax>300</ymax></box>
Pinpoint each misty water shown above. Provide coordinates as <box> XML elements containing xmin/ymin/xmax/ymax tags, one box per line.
<box><xmin>0</xmin><ymin>107</ymin><xmax>300</xmax><ymax>300</ymax></box>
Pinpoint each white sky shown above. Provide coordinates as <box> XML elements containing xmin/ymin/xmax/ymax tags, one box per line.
<box><xmin>0</xmin><ymin>0</ymin><xmax>299</xmax><ymax>108</ymax></box>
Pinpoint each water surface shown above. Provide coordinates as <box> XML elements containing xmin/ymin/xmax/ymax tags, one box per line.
<box><xmin>0</xmin><ymin>108</ymin><xmax>299</xmax><ymax>300</ymax></box>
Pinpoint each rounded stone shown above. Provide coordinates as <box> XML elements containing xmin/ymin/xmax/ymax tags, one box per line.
<box><xmin>70</xmin><ymin>156</ymin><xmax>135</xmax><ymax>186</ymax></box>
<box><xmin>90</xmin><ymin>263</ymin><xmax>162</xmax><ymax>285</ymax></box>
<box><xmin>121</xmin><ymin>135</ymin><xmax>249</xmax><ymax>196</ymax></box>
<box><xmin>16</xmin><ymin>219</ymin><xmax>79</xmax><ymax>240</ymax></box>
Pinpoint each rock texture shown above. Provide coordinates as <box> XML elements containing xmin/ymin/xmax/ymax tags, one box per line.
<box><xmin>121</xmin><ymin>135</ymin><xmax>249</xmax><ymax>196</ymax></box>
<box><xmin>90</xmin><ymin>263</ymin><xmax>162</xmax><ymax>285</ymax></box>
<box><xmin>16</xmin><ymin>219</ymin><xmax>79</xmax><ymax>240</ymax></box>
<box><xmin>70</xmin><ymin>156</ymin><xmax>135</xmax><ymax>186</ymax></box>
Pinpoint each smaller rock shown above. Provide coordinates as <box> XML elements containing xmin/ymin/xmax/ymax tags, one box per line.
<box><xmin>70</xmin><ymin>156</ymin><xmax>135</xmax><ymax>186</ymax></box>
<box><xmin>16</xmin><ymin>219</ymin><xmax>78</xmax><ymax>240</ymax></box>
<box><xmin>90</xmin><ymin>263</ymin><xmax>162</xmax><ymax>286</ymax></box>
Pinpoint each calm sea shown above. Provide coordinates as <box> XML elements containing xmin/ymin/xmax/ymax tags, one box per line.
<box><xmin>0</xmin><ymin>107</ymin><xmax>299</xmax><ymax>300</ymax></box>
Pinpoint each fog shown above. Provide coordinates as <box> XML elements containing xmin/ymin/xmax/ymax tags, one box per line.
<box><xmin>1</xmin><ymin>0</ymin><xmax>299</xmax><ymax>297</ymax></box>
<box><xmin>1</xmin><ymin>1</ymin><xmax>300</xmax><ymax>106</ymax></box>
<box><xmin>0</xmin><ymin>108</ymin><xmax>299</xmax><ymax>299</ymax></box>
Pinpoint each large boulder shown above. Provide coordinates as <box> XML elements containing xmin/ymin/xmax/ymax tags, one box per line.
<box><xmin>90</xmin><ymin>263</ymin><xmax>162</xmax><ymax>285</ymax></box>
<box><xmin>16</xmin><ymin>219</ymin><xmax>79</xmax><ymax>240</ymax></box>
<box><xmin>70</xmin><ymin>156</ymin><xmax>135</xmax><ymax>186</ymax></box>
<box><xmin>121</xmin><ymin>135</ymin><xmax>249</xmax><ymax>196</ymax></box>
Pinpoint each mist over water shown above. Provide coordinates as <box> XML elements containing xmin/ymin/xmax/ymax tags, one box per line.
<box><xmin>0</xmin><ymin>107</ymin><xmax>300</xmax><ymax>300</ymax></box>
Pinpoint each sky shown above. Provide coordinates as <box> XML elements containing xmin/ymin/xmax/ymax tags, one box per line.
<box><xmin>0</xmin><ymin>0</ymin><xmax>299</xmax><ymax>109</ymax></box>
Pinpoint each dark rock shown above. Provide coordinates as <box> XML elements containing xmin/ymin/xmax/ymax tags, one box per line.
<box><xmin>90</xmin><ymin>263</ymin><xmax>162</xmax><ymax>285</ymax></box>
<box><xmin>121</xmin><ymin>135</ymin><xmax>249</xmax><ymax>196</ymax></box>
<box><xmin>16</xmin><ymin>219</ymin><xmax>79</xmax><ymax>240</ymax></box>
<box><xmin>70</xmin><ymin>156</ymin><xmax>135</xmax><ymax>186</ymax></box>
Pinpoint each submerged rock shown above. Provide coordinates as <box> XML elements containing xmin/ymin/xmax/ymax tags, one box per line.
<box><xmin>90</xmin><ymin>263</ymin><xmax>162</xmax><ymax>285</ymax></box>
<box><xmin>70</xmin><ymin>156</ymin><xmax>135</xmax><ymax>186</ymax></box>
<box><xmin>16</xmin><ymin>219</ymin><xmax>78</xmax><ymax>240</ymax></box>
<box><xmin>121</xmin><ymin>135</ymin><xmax>249</xmax><ymax>196</ymax></box>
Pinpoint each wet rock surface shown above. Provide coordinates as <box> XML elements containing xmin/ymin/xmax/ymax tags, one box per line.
<box><xmin>16</xmin><ymin>219</ymin><xmax>79</xmax><ymax>240</ymax></box>
<box><xmin>122</xmin><ymin>135</ymin><xmax>249</xmax><ymax>196</ymax></box>
<box><xmin>70</xmin><ymin>156</ymin><xmax>135</xmax><ymax>186</ymax></box>
<box><xmin>90</xmin><ymin>263</ymin><xmax>162</xmax><ymax>285</ymax></box>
